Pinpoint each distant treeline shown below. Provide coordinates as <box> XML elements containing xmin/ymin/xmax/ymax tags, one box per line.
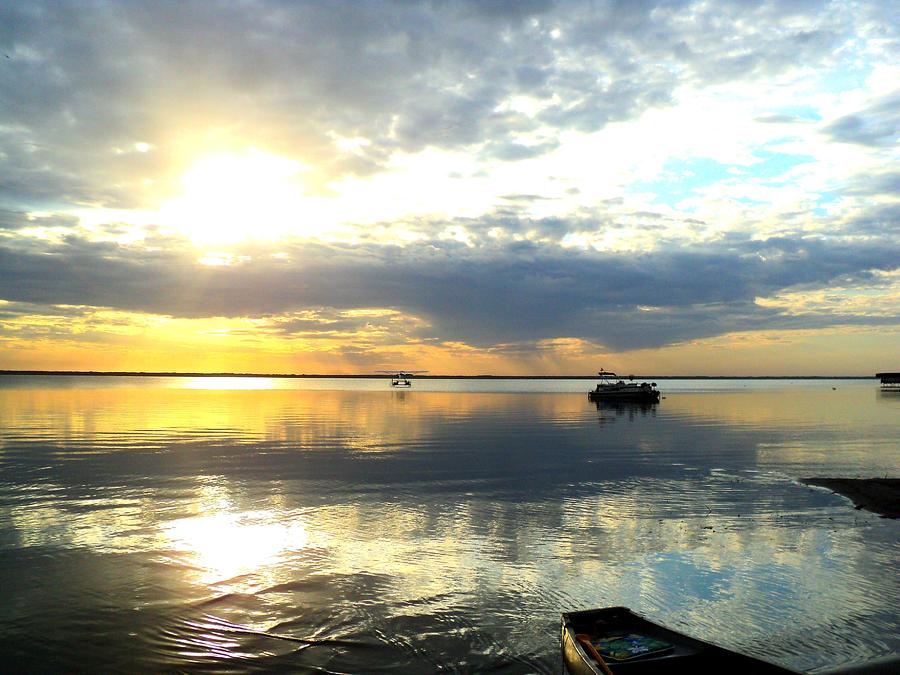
<box><xmin>0</xmin><ymin>370</ymin><xmax>877</xmax><ymax>379</ymax></box>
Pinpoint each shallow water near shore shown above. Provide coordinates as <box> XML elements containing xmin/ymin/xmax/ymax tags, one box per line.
<box><xmin>0</xmin><ymin>377</ymin><xmax>898</xmax><ymax>673</ymax></box>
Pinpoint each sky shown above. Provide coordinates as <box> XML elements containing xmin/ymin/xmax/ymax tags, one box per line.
<box><xmin>0</xmin><ymin>0</ymin><xmax>898</xmax><ymax>376</ymax></box>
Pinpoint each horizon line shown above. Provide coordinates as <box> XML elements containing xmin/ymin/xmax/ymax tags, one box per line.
<box><xmin>0</xmin><ymin>369</ymin><xmax>880</xmax><ymax>379</ymax></box>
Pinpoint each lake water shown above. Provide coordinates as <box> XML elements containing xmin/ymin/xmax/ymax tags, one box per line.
<box><xmin>0</xmin><ymin>376</ymin><xmax>897</xmax><ymax>673</ymax></box>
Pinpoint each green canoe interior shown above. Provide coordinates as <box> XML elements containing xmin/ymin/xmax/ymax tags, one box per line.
<box><xmin>561</xmin><ymin>607</ymin><xmax>799</xmax><ymax>674</ymax></box>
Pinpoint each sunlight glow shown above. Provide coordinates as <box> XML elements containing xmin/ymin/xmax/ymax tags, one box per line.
<box><xmin>181</xmin><ymin>377</ymin><xmax>277</xmax><ymax>390</ymax></box>
<box><xmin>197</xmin><ymin>251</ymin><xmax>247</xmax><ymax>266</ymax></box>
<box><xmin>161</xmin><ymin>150</ymin><xmax>310</xmax><ymax>245</ymax></box>
<box><xmin>163</xmin><ymin>511</ymin><xmax>308</xmax><ymax>584</ymax></box>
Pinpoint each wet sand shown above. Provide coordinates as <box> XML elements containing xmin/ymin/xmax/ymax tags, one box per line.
<box><xmin>803</xmin><ymin>478</ymin><xmax>900</xmax><ymax>518</ymax></box>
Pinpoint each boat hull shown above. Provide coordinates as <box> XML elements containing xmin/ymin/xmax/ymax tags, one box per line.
<box><xmin>588</xmin><ymin>390</ymin><xmax>659</xmax><ymax>403</ymax></box>
<box><xmin>562</xmin><ymin>607</ymin><xmax>799</xmax><ymax>674</ymax></box>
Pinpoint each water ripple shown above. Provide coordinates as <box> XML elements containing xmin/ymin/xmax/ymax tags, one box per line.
<box><xmin>0</xmin><ymin>382</ymin><xmax>897</xmax><ymax>672</ymax></box>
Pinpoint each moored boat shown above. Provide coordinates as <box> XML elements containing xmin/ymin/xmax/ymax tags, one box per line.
<box><xmin>376</xmin><ymin>370</ymin><xmax>427</xmax><ymax>387</ymax></box>
<box><xmin>588</xmin><ymin>371</ymin><xmax>660</xmax><ymax>403</ymax></box>
<box><xmin>875</xmin><ymin>372</ymin><xmax>900</xmax><ymax>393</ymax></box>
<box><xmin>561</xmin><ymin>606</ymin><xmax>799</xmax><ymax>674</ymax></box>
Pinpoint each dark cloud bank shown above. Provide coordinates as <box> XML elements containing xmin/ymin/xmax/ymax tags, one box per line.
<box><xmin>1</xmin><ymin>221</ymin><xmax>897</xmax><ymax>351</ymax></box>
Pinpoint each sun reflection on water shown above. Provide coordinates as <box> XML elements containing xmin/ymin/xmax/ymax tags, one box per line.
<box><xmin>180</xmin><ymin>377</ymin><xmax>278</xmax><ymax>390</ymax></box>
<box><xmin>162</xmin><ymin>511</ymin><xmax>308</xmax><ymax>586</ymax></box>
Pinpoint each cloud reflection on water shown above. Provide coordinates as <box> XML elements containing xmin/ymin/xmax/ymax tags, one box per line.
<box><xmin>0</xmin><ymin>380</ymin><xmax>897</xmax><ymax>672</ymax></box>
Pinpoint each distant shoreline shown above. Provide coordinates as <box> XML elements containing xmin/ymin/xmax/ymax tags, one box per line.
<box><xmin>0</xmin><ymin>370</ymin><xmax>878</xmax><ymax>380</ymax></box>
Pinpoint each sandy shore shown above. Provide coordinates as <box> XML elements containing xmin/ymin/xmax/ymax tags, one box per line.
<box><xmin>802</xmin><ymin>478</ymin><xmax>900</xmax><ymax>518</ymax></box>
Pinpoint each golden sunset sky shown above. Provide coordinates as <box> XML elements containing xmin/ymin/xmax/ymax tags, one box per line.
<box><xmin>1</xmin><ymin>1</ymin><xmax>898</xmax><ymax>375</ymax></box>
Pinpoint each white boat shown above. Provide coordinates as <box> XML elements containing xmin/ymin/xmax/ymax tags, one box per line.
<box><xmin>377</xmin><ymin>370</ymin><xmax>427</xmax><ymax>387</ymax></box>
<box><xmin>588</xmin><ymin>371</ymin><xmax>660</xmax><ymax>403</ymax></box>
<box><xmin>391</xmin><ymin>373</ymin><xmax>412</xmax><ymax>387</ymax></box>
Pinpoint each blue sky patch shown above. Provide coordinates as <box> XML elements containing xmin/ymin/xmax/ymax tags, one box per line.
<box><xmin>631</xmin><ymin>151</ymin><xmax>814</xmax><ymax>206</ymax></box>
<box><xmin>629</xmin><ymin>158</ymin><xmax>733</xmax><ymax>206</ymax></box>
<box><xmin>817</xmin><ymin>65</ymin><xmax>870</xmax><ymax>96</ymax></box>
<box><xmin>749</xmin><ymin>150</ymin><xmax>815</xmax><ymax>182</ymax></box>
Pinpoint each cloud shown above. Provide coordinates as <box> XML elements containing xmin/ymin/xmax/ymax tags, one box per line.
<box><xmin>2</xmin><ymin>211</ymin><xmax>897</xmax><ymax>351</ymax></box>
<box><xmin>837</xmin><ymin>202</ymin><xmax>900</xmax><ymax>236</ymax></box>
<box><xmin>822</xmin><ymin>93</ymin><xmax>900</xmax><ymax>147</ymax></box>
<box><xmin>1</xmin><ymin>0</ymin><xmax>887</xmax><ymax>208</ymax></box>
<box><xmin>755</xmin><ymin>114</ymin><xmax>815</xmax><ymax>125</ymax></box>
<box><xmin>843</xmin><ymin>172</ymin><xmax>900</xmax><ymax>197</ymax></box>
<box><xmin>484</xmin><ymin>139</ymin><xmax>561</xmax><ymax>161</ymax></box>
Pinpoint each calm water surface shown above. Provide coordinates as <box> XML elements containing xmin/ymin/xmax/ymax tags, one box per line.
<box><xmin>0</xmin><ymin>377</ymin><xmax>897</xmax><ymax>673</ymax></box>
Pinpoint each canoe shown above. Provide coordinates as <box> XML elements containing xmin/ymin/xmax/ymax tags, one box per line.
<box><xmin>561</xmin><ymin>607</ymin><xmax>800</xmax><ymax>674</ymax></box>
